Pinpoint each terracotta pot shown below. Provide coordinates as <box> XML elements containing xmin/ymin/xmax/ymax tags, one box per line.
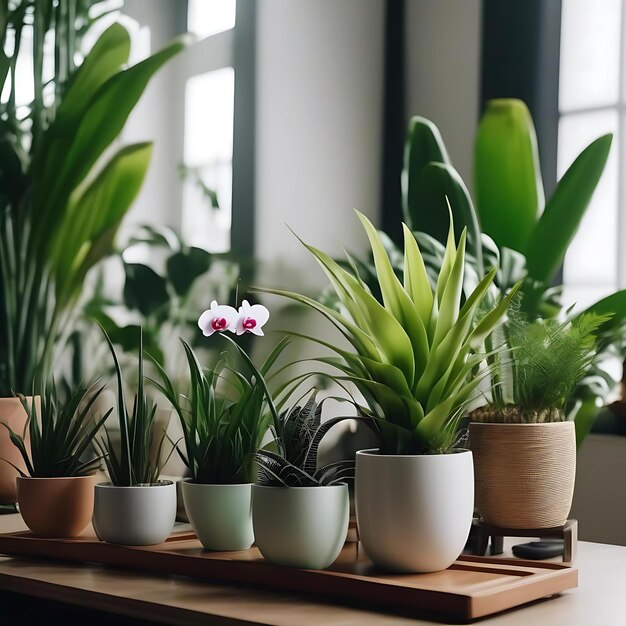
<box><xmin>17</xmin><ymin>474</ymin><xmax>96</xmax><ymax>537</ymax></box>
<box><xmin>470</xmin><ymin>421</ymin><xmax>576</xmax><ymax>529</ymax></box>
<box><xmin>0</xmin><ymin>396</ymin><xmax>38</xmax><ymax>504</ymax></box>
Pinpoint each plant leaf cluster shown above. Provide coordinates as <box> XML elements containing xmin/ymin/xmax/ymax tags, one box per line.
<box><xmin>326</xmin><ymin>102</ymin><xmax>625</xmax><ymax>443</ymax></box>
<box><xmin>260</xmin><ymin>211</ymin><xmax>519</xmax><ymax>455</ymax></box>
<box><xmin>494</xmin><ymin>312</ymin><xmax>609</xmax><ymax>420</ymax></box>
<box><xmin>255</xmin><ymin>391</ymin><xmax>356</xmax><ymax>487</ymax></box>
<box><xmin>97</xmin><ymin>328</ymin><xmax>167</xmax><ymax>486</ymax></box>
<box><xmin>152</xmin><ymin>337</ymin><xmax>287</xmax><ymax>484</ymax></box>
<box><xmin>2</xmin><ymin>381</ymin><xmax>110</xmax><ymax>478</ymax></box>
<box><xmin>0</xmin><ymin>4</ymin><xmax>187</xmax><ymax>396</ymax></box>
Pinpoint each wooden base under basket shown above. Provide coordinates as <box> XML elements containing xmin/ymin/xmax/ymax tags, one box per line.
<box><xmin>471</xmin><ymin>518</ymin><xmax>578</xmax><ymax>564</ymax></box>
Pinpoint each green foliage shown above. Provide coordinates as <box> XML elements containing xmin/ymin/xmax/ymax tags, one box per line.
<box><xmin>330</xmin><ymin>102</ymin><xmax>623</xmax><ymax>443</ymax></box>
<box><xmin>0</xmin><ymin>4</ymin><xmax>188</xmax><ymax>396</ymax></box>
<box><xmin>403</xmin><ymin>117</ymin><xmax>483</xmax><ymax>270</ymax></box>
<box><xmin>151</xmin><ymin>338</ymin><xmax>284</xmax><ymax>485</ymax></box>
<box><xmin>83</xmin><ymin>224</ymin><xmax>241</xmax><ymax>375</ymax></box>
<box><xmin>261</xmin><ymin>211</ymin><xmax>519</xmax><ymax>455</ymax></box>
<box><xmin>481</xmin><ymin>313</ymin><xmax>609</xmax><ymax>423</ymax></box>
<box><xmin>2</xmin><ymin>381</ymin><xmax>111</xmax><ymax>478</ymax></box>
<box><xmin>474</xmin><ymin>99</ymin><xmax>544</xmax><ymax>252</ymax></box>
<box><xmin>97</xmin><ymin>327</ymin><xmax>167</xmax><ymax>486</ymax></box>
<box><xmin>255</xmin><ymin>391</ymin><xmax>356</xmax><ymax>487</ymax></box>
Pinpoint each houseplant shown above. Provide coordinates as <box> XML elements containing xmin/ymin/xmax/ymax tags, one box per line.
<box><xmin>93</xmin><ymin>329</ymin><xmax>175</xmax><ymax>546</ymax></box>
<box><xmin>470</xmin><ymin>312</ymin><xmax>607</xmax><ymax>529</ymax></box>
<box><xmin>151</xmin><ymin>335</ymin><xmax>283</xmax><ymax>551</ymax></box>
<box><xmin>331</xmin><ymin>100</ymin><xmax>624</xmax><ymax>445</ymax></box>
<box><xmin>260</xmin><ymin>211</ymin><xmax>519</xmax><ymax>572</ymax></box>
<box><xmin>0</xmin><ymin>3</ymin><xmax>187</xmax><ymax>502</ymax></box>
<box><xmin>253</xmin><ymin>392</ymin><xmax>354</xmax><ymax>570</ymax></box>
<box><xmin>2</xmin><ymin>381</ymin><xmax>110</xmax><ymax>537</ymax></box>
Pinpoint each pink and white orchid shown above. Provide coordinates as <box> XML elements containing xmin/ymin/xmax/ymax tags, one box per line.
<box><xmin>235</xmin><ymin>299</ymin><xmax>270</xmax><ymax>336</ymax></box>
<box><xmin>198</xmin><ymin>300</ymin><xmax>238</xmax><ymax>336</ymax></box>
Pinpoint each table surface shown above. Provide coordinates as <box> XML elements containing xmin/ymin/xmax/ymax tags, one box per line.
<box><xmin>0</xmin><ymin>514</ymin><xmax>624</xmax><ymax>626</ymax></box>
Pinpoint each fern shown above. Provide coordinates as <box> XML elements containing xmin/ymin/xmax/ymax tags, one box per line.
<box><xmin>482</xmin><ymin>311</ymin><xmax>610</xmax><ymax>421</ymax></box>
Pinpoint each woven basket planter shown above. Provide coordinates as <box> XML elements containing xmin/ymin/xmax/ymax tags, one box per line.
<box><xmin>469</xmin><ymin>421</ymin><xmax>576</xmax><ymax>529</ymax></box>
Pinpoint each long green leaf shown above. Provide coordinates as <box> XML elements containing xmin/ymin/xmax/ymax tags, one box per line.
<box><xmin>402</xmin><ymin>115</ymin><xmax>451</xmax><ymax>230</ymax></box>
<box><xmin>524</xmin><ymin>133</ymin><xmax>613</xmax><ymax>283</ymax></box>
<box><xmin>474</xmin><ymin>99</ymin><xmax>544</xmax><ymax>252</ymax></box>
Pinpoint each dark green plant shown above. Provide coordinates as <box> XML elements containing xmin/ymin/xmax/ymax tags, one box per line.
<box><xmin>97</xmin><ymin>328</ymin><xmax>168</xmax><ymax>486</ymax></box>
<box><xmin>0</xmin><ymin>3</ymin><xmax>188</xmax><ymax>396</ymax></box>
<box><xmin>151</xmin><ymin>338</ymin><xmax>286</xmax><ymax>485</ymax></box>
<box><xmin>2</xmin><ymin>381</ymin><xmax>111</xmax><ymax>478</ymax></box>
<box><xmin>77</xmin><ymin>224</ymin><xmax>241</xmax><ymax>379</ymax></box>
<box><xmin>255</xmin><ymin>391</ymin><xmax>356</xmax><ymax>487</ymax></box>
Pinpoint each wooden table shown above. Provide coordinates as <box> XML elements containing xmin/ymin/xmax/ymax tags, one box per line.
<box><xmin>0</xmin><ymin>514</ymin><xmax>624</xmax><ymax>625</ymax></box>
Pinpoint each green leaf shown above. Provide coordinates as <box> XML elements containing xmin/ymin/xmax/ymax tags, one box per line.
<box><xmin>402</xmin><ymin>115</ymin><xmax>450</xmax><ymax>230</ymax></box>
<box><xmin>524</xmin><ymin>133</ymin><xmax>613</xmax><ymax>283</ymax></box>
<box><xmin>54</xmin><ymin>22</ymin><xmax>131</xmax><ymax>128</ymax></box>
<box><xmin>412</xmin><ymin>162</ymin><xmax>483</xmax><ymax>271</ymax></box>
<box><xmin>576</xmin><ymin>289</ymin><xmax>626</xmax><ymax>333</ymax></box>
<box><xmin>52</xmin><ymin>142</ymin><xmax>153</xmax><ymax>301</ymax></box>
<box><xmin>474</xmin><ymin>99</ymin><xmax>544</xmax><ymax>252</ymax></box>
<box><xmin>123</xmin><ymin>263</ymin><xmax>170</xmax><ymax>317</ymax></box>
<box><xmin>166</xmin><ymin>247</ymin><xmax>212</xmax><ymax>296</ymax></box>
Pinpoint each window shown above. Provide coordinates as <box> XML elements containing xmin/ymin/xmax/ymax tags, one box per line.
<box><xmin>180</xmin><ymin>1</ymin><xmax>237</xmax><ymax>252</ymax></box>
<box><xmin>559</xmin><ymin>0</ymin><xmax>623</xmax><ymax>308</ymax></box>
<box><xmin>182</xmin><ymin>68</ymin><xmax>235</xmax><ymax>252</ymax></box>
<box><xmin>187</xmin><ymin>0</ymin><xmax>236</xmax><ymax>39</ymax></box>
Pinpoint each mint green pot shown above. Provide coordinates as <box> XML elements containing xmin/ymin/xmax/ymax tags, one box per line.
<box><xmin>182</xmin><ymin>480</ymin><xmax>254</xmax><ymax>551</ymax></box>
<box><xmin>252</xmin><ymin>484</ymin><xmax>349</xmax><ymax>570</ymax></box>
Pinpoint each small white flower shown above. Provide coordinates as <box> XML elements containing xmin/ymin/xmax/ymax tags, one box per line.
<box><xmin>198</xmin><ymin>300</ymin><xmax>238</xmax><ymax>336</ymax></box>
<box><xmin>235</xmin><ymin>300</ymin><xmax>270</xmax><ymax>336</ymax></box>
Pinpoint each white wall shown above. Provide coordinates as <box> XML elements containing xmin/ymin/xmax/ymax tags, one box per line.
<box><xmin>254</xmin><ymin>0</ymin><xmax>385</xmax><ymax>293</ymax></box>
<box><xmin>405</xmin><ymin>0</ymin><xmax>483</xmax><ymax>185</ymax></box>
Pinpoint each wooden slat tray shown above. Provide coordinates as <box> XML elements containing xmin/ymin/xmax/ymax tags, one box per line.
<box><xmin>0</xmin><ymin>529</ymin><xmax>577</xmax><ymax>621</ymax></box>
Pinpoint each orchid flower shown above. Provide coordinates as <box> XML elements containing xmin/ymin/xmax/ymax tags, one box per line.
<box><xmin>198</xmin><ymin>300</ymin><xmax>238</xmax><ymax>336</ymax></box>
<box><xmin>235</xmin><ymin>300</ymin><xmax>270</xmax><ymax>336</ymax></box>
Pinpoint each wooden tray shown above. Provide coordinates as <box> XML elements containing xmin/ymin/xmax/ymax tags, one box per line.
<box><xmin>0</xmin><ymin>530</ymin><xmax>577</xmax><ymax>621</ymax></box>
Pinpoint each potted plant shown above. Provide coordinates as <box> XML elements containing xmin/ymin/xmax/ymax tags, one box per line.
<box><xmin>2</xmin><ymin>382</ymin><xmax>110</xmax><ymax>537</ymax></box>
<box><xmin>261</xmin><ymin>211</ymin><xmax>518</xmax><ymax>572</ymax></box>
<box><xmin>0</xmin><ymin>4</ymin><xmax>187</xmax><ymax>503</ymax></box>
<box><xmin>93</xmin><ymin>330</ymin><xmax>176</xmax><ymax>546</ymax></box>
<box><xmin>253</xmin><ymin>392</ymin><xmax>353</xmax><ymax>570</ymax></box>
<box><xmin>152</xmin><ymin>336</ymin><xmax>284</xmax><ymax>551</ymax></box>
<box><xmin>470</xmin><ymin>313</ymin><xmax>607</xmax><ymax>529</ymax></box>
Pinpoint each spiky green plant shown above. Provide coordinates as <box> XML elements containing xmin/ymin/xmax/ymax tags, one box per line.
<box><xmin>151</xmin><ymin>338</ymin><xmax>287</xmax><ymax>485</ymax></box>
<box><xmin>1</xmin><ymin>381</ymin><xmax>111</xmax><ymax>478</ymax></box>
<box><xmin>473</xmin><ymin>313</ymin><xmax>609</xmax><ymax>424</ymax></box>
<box><xmin>255</xmin><ymin>391</ymin><xmax>356</xmax><ymax>487</ymax></box>
<box><xmin>260</xmin><ymin>210</ymin><xmax>520</xmax><ymax>455</ymax></box>
<box><xmin>97</xmin><ymin>328</ymin><xmax>167</xmax><ymax>486</ymax></box>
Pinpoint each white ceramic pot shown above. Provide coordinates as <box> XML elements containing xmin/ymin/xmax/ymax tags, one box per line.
<box><xmin>252</xmin><ymin>484</ymin><xmax>349</xmax><ymax>570</ymax></box>
<box><xmin>93</xmin><ymin>481</ymin><xmax>176</xmax><ymax>546</ymax></box>
<box><xmin>182</xmin><ymin>480</ymin><xmax>253</xmax><ymax>550</ymax></box>
<box><xmin>355</xmin><ymin>448</ymin><xmax>474</xmax><ymax>573</ymax></box>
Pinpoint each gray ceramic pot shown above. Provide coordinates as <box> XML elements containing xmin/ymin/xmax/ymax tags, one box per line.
<box><xmin>182</xmin><ymin>480</ymin><xmax>253</xmax><ymax>551</ymax></box>
<box><xmin>93</xmin><ymin>481</ymin><xmax>176</xmax><ymax>546</ymax></box>
<box><xmin>252</xmin><ymin>484</ymin><xmax>349</xmax><ymax>570</ymax></box>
